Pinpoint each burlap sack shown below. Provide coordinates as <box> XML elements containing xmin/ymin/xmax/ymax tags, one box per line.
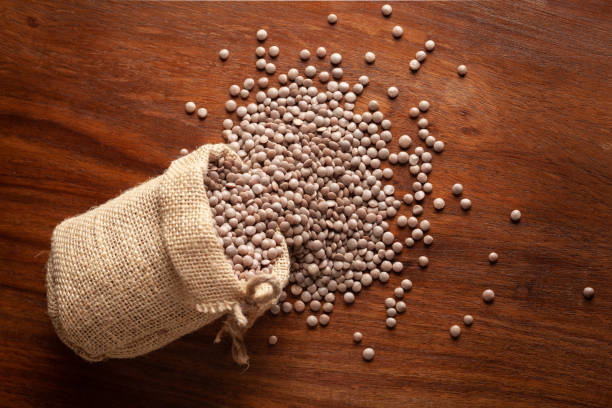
<box><xmin>46</xmin><ymin>144</ymin><xmax>289</xmax><ymax>365</ymax></box>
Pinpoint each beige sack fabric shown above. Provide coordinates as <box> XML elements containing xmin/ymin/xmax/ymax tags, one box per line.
<box><xmin>46</xmin><ymin>144</ymin><xmax>290</xmax><ymax>365</ymax></box>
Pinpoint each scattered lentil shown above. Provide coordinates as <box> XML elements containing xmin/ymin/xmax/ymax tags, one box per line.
<box><xmin>344</xmin><ymin>292</ymin><xmax>355</xmax><ymax>304</ymax></box>
<box><xmin>488</xmin><ymin>252</ymin><xmax>498</xmax><ymax>263</ymax></box>
<box><xmin>362</xmin><ymin>347</ymin><xmax>375</xmax><ymax>361</ymax></box>
<box><xmin>418</xmin><ymin>256</ymin><xmax>429</xmax><ymax>268</ymax></box>
<box><xmin>307</xmin><ymin>315</ymin><xmax>318</xmax><ymax>327</ymax></box>
<box><xmin>463</xmin><ymin>315</ymin><xmax>474</xmax><ymax>326</ymax></box>
<box><xmin>268</xmin><ymin>45</ymin><xmax>279</xmax><ymax>58</ymax></box>
<box><xmin>327</xmin><ymin>13</ymin><xmax>338</xmax><ymax>25</ymax></box>
<box><xmin>415</xmin><ymin>50</ymin><xmax>427</xmax><ymax>62</ymax></box>
<box><xmin>449</xmin><ymin>325</ymin><xmax>461</xmax><ymax>338</ymax></box>
<box><xmin>365</xmin><ymin>51</ymin><xmax>376</xmax><ymax>64</ymax></box>
<box><xmin>583</xmin><ymin>287</ymin><xmax>595</xmax><ymax>299</ymax></box>
<box><xmin>510</xmin><ymin>209</ymin><xmax>522</xmax><ymax>222</ymax></box>
<box><xmin>386</xmin><ymin>317</ymin><xmax>397</xmax><ymax>329</ymax></box>
<box><xmin>433</xmin><ymin>198</ymin><xmax>445</xmax><ymax>210</ymax></box>
<box><xmin>256</xmin><ymin>29</ymin><xmax>267</xmax><ymax>42</ymax></box>
<box><xmin>387</xmin><ymin>86</ymin><xmax>399</xmax><ymax>99</ymax></box>
<box><xmin>197</xmin><ymin>108</ymin><xmax>208</xmax><ymax>119</ymax></box>
<box><xmin>482</xmin><ymin>289</ymin><xmax>495</xmax><ymax>303</ymax></box>
<box><xmin>219</xmin><ymin>49</ymin><xmax>229</xmax><ymax>61</ymax></box>
<box><xmin>457</xmin><ymin>65</ymin><xmax>467</xmax><ymax>76</ymax></box>
<box><xmin>425</xmin><ymin>40</ymin><xmax>435</xmax><ymax>51</ymax></box>
<box><xmin>452</xmin><ymin>183</ymin><xmax>463</xmax><ymax>196</ymax></box>
<box><xmin>184</xmin><ymin>101</ymin><xmax>196</xmax><ymax>114</ymax></box>
<box><xmin>268</xmin><ymin>335</ymin><xmax>278</xmax><ymax>345</ymax></box>
<box><xmin>330</xmin><ymin>52</ymin><xmax>342</xmax><ymax>65</ymax></box>
<box><xmin>381</xmin><ymin>4</ymin><xmax>392</xmax><ymax>17</ymax></box>
<box><xmin>392</xmin><ymin>25</ymin><xmax>403</xmax><ymax>38</ymax></box>
<box><xmin>460</xmin><ymin>198</ymin><xmax>472</xmax><ymax>210</ymax></box>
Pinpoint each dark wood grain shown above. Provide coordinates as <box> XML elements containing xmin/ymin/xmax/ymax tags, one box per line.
<box><xmin>1</xmin><ymin>1</ymin><xmax>611</xmax><ymax>407</ymax></box>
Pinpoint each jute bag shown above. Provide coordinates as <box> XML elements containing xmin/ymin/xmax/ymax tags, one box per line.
<box><xmin>46</xmin><ymin>144</ymin><xmax>290</xmax><ymax>365</ymax></box>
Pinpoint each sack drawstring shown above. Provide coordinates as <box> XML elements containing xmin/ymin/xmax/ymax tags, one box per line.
<box><xmin>213</xmin><ymin>274</ymin><xmax>281</xmax><ymax>366</ymax></box>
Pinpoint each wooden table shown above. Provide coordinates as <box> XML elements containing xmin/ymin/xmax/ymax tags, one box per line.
<box><xmin>1</xmin><ymin>1</ymin><xmax>611</xmax><ymax>407</ymax></box>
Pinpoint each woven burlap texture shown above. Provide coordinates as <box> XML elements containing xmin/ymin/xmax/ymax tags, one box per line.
<box><xmin>46</xmin><ymin>144</ymin><xmax>290</xmax><ymax>363</ymax></box>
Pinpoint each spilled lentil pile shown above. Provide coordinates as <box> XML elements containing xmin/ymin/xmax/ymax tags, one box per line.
<box><xmin>183</xmin><ymin>4</ymin><xmax>593</xmax><ymax>361</ymax></box>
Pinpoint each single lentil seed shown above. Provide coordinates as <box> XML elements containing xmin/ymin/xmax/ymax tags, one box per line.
<box><xmin>482</xmin><ymin>289</ymin><xmax>495</xmax><ymax>303</ymax></box>
<box><xmin>344</xmin><ymin>292</ymin><xmax>355</xmax><ymax>304</ymax></box>
<box><xmin>394</xmin><ymin>287</ymin><xmax>404</xmax><ymax>299</ymax></box>
<box><xmin>219</xmin><ymin>49</ymin><xmax>229</xmax><ymax>61</ymax></box>
<box><xmin>185</xmin><ymin>101</ymin><xmax>196</xmax><ymax>114</ymax></box>
<box><xmin>316</xmin><ymin>47</ymin><xmax>326</xmax><ymax>58</ymax></box>
<box><xmin>327</xmin><ymin>13</ymin><xmax>338</xmax><ymax>24</ymax></box>
<box><xmin>384</xmin><ymin>297</ymin><xmax>396</xmax><ymax>308</ymax></box>
<box><xmin>463</xmin><ymin>315</ymin><xmax>474</xmax><ymax>326</ymax></box>
<box><xmin>299</xmin><ymin>49</ymin><xmax>311</xmax><ymax>61</ymax></box>
<box><xmin>268</xmin><ymin>335</ymin><xmax>278</xmax><ymax>345</ymax></box>
<box><xmin>583</xmin><ymin>287</ymin><xmax>595</xmax><ymax>299</ymax></box>
<box><xmin>397</xmin><ymin>215</ymin><xmax>408</xmax><ymax>228</ymax></box>
<box><xmin>452</xmin><ymin>183</ymin><xmax>463</xmax><ymax>196</ymax></box>
<box><xmin>294</xmin><ymin>300</ymin><xmax>305</xmax><ymax>313</ymax></box>
<box><xmin>268</xmin><ymin>45</ymin><xmax>279</xmax><ymax>58</ymax></box>
<box><xmin>395</xmin><ymin>301</ymin><xmax>406</xmax><ymax>313</ymax></box>
<box><xmin>418</xmin><ymin>100</ymin><xmax>430</xmax><ymax>112</ymax></box>
<box><xmin>256</xmin><ymin>29</ymin><xmax>267</xmax><ymax>42</ymax></box>
<box><xmin>381</xmin><ymin>4</ymin><xmax>392</xmax><ymax>16</ymax></box>
<box><xmin>510</xmin><ymin>209</ymin><xmax>522</xmax><ymax>222</ymax></box>
<box><xmin>423</xmin><ymin>235</ymin><xmax>434</xmax><ymax>245</ymax></box>
<box><xmin>457</xmin><ymin>65</ymin><xmax>467</xmax><ymax>76</ymax></box>
<box><xmin>392</xmin><ymin>25</ymin><xmax>403</xmax><ymax>38</ymax></box>
<box><xmin>225</xmin><ymin>100</ymin><xmax>237</xmax><ymax>112</ymax></box>
<box><xmin>197</xmin><ymin>108</ymin><xmax>208</xmax><ymax>119</ymax></box>
<box><xmin>425</xmin><ymin>40</ymin><xmax>435</xmax><ymax>51</ymax></box>
<box><xmin>387</xmin><ymin>86</ymin><xmax>399</xmax><ymax>99</ymax></box>
<box><xmin>415</xmin><ymin>50</ymin><xmax>427</xmax><ymax>62</ymax></box>
<box><xmin>488</xmin><ymin>252</ymin><xmax>498</xmax><ymax>263</ymax></box>
<box><xmin>401</xmin><ymin>279</ymin><xmax>412</xmax><ymax>291</ymax></box>
<box><xmin>434</xmin><ymin>140</ymin><xmax>445</xmax><ymax>152</ymax></box>
<box><xmin>319</xmin><ymin>314</ymin><xmax>330</xmax><ymax>326</ymax></box>
<box><xmin>409</xmin><ymin>107</ymin><xmax>420</xmax><ymax>118</ymax></box>
<box><xmin>450</xmin><ymin>325</ymin><xmax>461</xmax><ymax>338</ymax></box>
<box><xmin>418</xmin><ymin>256</ymin><xmax>429</xmax><ymax>268</ymax></box>
<box><xmin>409</xmin><ymin>59</ymin><xmax>421</xmax><ymax>71</ymax></box>
<box><xmin>433</xmin><ymin>198</ymin><xmax>445</xmax><ymax>210</ymax></box>
<box><xmin>362</xmin><ymin>347</ymin><xmax>375</xmax><ymax>361</ymax></box>
<box><xmin>353</xmin><ymin>332</ymin><xmax>363</xmax><ymax>343</ymax></box>
<box><xmin>386</xmin><ymin>317</ymin><xmax>397</xmax><ymax>329</ymax></box>
<box><xmin>330</xmin><ymin>52</ymin><xmax>342</xmax><ymax>65</ymax></box>
<box><xmin>460</xmin><ymin>198</ymin><xmax>472</xmax><ymax>210</ymax></box>
<box><xmin>255</xmin><ymin>46</ymin><xmax>265</xmax><ymax>57</ymax></box>
<box><xmin>365</xmin><ymin>51</ymin><xmax>376</xmax><ymax>64</ymax></box>
<box><xmin>307</xmin><ymin>315</ymin><xmax>318</xmax><ymax>327</ymax></box>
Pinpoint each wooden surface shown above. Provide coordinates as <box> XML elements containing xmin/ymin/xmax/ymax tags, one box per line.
<box><xmin>1</xmin><ymin>1</ymin><xmax>611</xmax><ymax>407</ymax></box>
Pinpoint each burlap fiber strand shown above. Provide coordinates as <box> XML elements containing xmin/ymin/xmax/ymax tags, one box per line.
<box><xmin>46</xmin><ymin>144</ymin><xmax>290</xmax><ymax>365</ymax></box>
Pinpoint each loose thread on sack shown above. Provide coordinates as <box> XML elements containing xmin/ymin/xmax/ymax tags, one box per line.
<box><xmin>212</xmin><ymin>274</ymin><xmax>281</xmax><ymax>366</ymax></box>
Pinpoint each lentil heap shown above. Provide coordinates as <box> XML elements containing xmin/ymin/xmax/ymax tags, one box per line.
<box><xmin>217</xmin><ymin>56</ymin><xmax>438</xmax><ymax>325</ymax></box>
<box><xmin>183</xmin><ymin>11</ymin><xmax>529</xmax><ymax>357</ymax></box>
